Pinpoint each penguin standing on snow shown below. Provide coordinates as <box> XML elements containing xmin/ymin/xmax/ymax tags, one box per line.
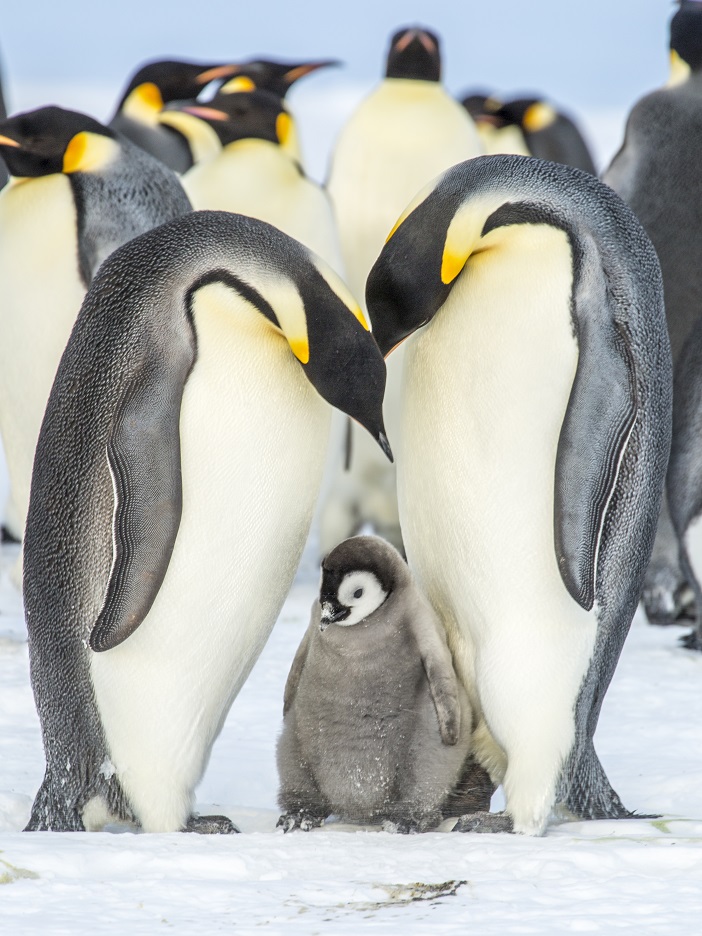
<box><xmin>366</xmin><ymin>155</ymin><xmax>671</xmax><ymax>835</ymax></box>
<box><xmin>109</xmin><ymin>58</ymin><xmax>240</xmax><ymax>172</ymax></box>
<box><xmin>0</xmin><ymin>106</ymin><xmax>191</xmax><ymax>545</ymax></box>
<box><xmin>24</xmin><ymin>211</ymin><xmax>390</xmax><ymax>833</ymax></box>
<box><xmin>320</xmin><ymin>25</ymin><xmax>482</xmax><ymax>557</ymax></box>
<box><xmin>604</xmin><ymin>0</ymin><xmax>702</xmax><ymax>627</ymax></box>
<box><xmin>170</xmin><ymin>91</ymin><xmax>344</xmax><ymax>273</ymax></box>
<box><xmin>277</xmin><ymin>536</ymin><xmax>486</xmax><ymax>833</ymax></box>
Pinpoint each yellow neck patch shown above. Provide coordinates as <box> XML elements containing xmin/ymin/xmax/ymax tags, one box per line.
<box><xmin>667</xmin><ymin>48</ymin><xmax>691</xmax><ymax>87</ymax></box>
<box><xmin>440</xmin><ymin>195</ymin><xmax>506</xmax><ymax>285</ymax></box>
<box><xmin>522</xmin><ymin>102</ymin><xmax>557</xmax><ymax>133</ymax></box>
<box><xmin>122</xmin><ymin>82</ymin><xmax>165</xmax><ymax>123</ymax></box>
<box><xmin>63</xmin><ymin>131</ymin><xmax>120</xmax><ymax>174</ymax></box>
<box><xmin>276</xmin><ymin>112</ymin><xmax>292</xmax><ymax>147</ymax></box>
<box><xmin>255</xmin><ymin>274</ymin><xmax>310</xmax><ymax>364</ymax></box>
<box><xmin>221</xmin><ymin>76</ymin><xmax>257</xmax><ymax>93</ymax></box>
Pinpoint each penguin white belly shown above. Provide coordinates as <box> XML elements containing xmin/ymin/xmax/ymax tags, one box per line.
<box><xmin>90</xmin><ymin>282</ymin><xmax>330</xmax><ymax>832</ymax></box>
<box><xmin>182</xmin><ymin>141</ymin><xmax>344</xmax><ymax>275</ymax></box>
<box><xmin>327</xmin><ymin>80</ymin><xmax>482</xmax><ymax>300</ymax></box>
<box><xmin>0</xmin><ymin>175</ymin><xmax>85</xmax><ymax>536</ymax></box>
<box><xmin>398</xmin><ymin>224</ymin><xmax>598</xmax><ymax>834</ymax></box>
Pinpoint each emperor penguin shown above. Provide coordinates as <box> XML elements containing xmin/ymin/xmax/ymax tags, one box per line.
<box><xmin>109</xmin><ymin>58</ymin><xmax>240</xmax><ymax>172</ymax></box>
<box><xmin>277</xmin><ymin>536</ymin><xmax>480</xmax><ymax>833</ymax></box>
<box><xmin>216</xmin><ymin>59</ymin><xmax>339</xmax><ymax>164</ymax></box>
<box><xmin>23</xmin><ymin>210</ymin><xmax>391</xmax><ymax>833</ymax></box>
<box><xmin>459</xmin><ymin>92</ymin><xmax>531</xmax><ymax>157</ymax></box>
<box><xmin>0</xmin><ymin>106</ymin><xmax>191</xmax><ymax>546</ymax></box>
<box><xmin>320</xmin><ymin>25</ymin><xmax>482</xmax><ymax>557</ymax></box>
<box><xmin>365</xmin><ymin>155</ymin><xmax>671</xmax><ymax>835</ymax></box>
<box><xmin>491</xmin><ymin>97</ymin><xmax>596</xmax><ymax>174</ymax></box>
<box><xmin>171</xmin><ymin>91</ymin><xmax>345</xmax><ymax>274</ymax></box>
<box><xmin>603</xmin><ymin>0</ymin><xmax>702</xmax><ymax>626</ymax></box>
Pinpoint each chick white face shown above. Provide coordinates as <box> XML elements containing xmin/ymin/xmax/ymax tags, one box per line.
<box><xmin>320</xmin><ymin>570</ymin><xmax>389</xmax><ymax>631</ymax></box>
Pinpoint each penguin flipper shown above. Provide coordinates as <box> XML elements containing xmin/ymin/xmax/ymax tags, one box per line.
<box><xmin>90</xmin><ymin>356</ymin><xmax>192</xmax><ymax>653</ymax></box>
<box><xmin>555</xmin><ymin>310</ymin><xmax>637</xmax><ymax>612</ymax></box>
<box><xmin>282</xmin><ymin>602</ymin><xmax>316</xmax><ymax>715</ymax></box>
<box><xmin>413</xmin><ymin>601</ymin><xmax>463</xmax><ymax>745</ymax></box>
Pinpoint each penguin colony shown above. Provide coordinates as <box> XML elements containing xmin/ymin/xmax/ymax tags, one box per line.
<box><xmin>0</xmin><ymin>5</ymin><xmax>694</xmax><ymax>838</ymax></box>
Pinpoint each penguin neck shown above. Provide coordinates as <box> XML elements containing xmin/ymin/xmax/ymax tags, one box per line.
<box><xmin>222</xmin><ymin>138</ymin><xmax>302</xmax><ymax>177</ymax></box>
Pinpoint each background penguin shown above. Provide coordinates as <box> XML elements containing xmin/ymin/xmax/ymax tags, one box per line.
<box><xmin>277</xmin><ymin>536</ymin><xmax>478</xmax><ymax>833</ymax></box>
<box><xmin>491</xmin><ymin>97</ymin><xmax>596</xmax><ymax>173</ymax></box>
<box><xmin>320</xmin><ymin>25</ymin><xmax>483</xmax><ymax>557</ymax></box>
<box><xmin>171</xmin><ymin>91</ymin><xmax>345</xmax><ymax>273</ymax></box>
<box><xmin>109</xmin><ymin>58</ymin><xmax>240</xmax><ymax>172</ymax></box>
<box><xmin>667</xmin><ymin>314</ymin><xmax>702</xmax><ymax>651</ymax></box>
<box><xmin>603</xmin><ymin>0</ymin><xmax>702</xmax><ymax>627</ymax></box>
<box><xmin>216</xmin><ymin>58</ymin><xmax>339</xmax><ymax>165</ymax></box>
<box><xmin>366</xmin><ymin>155</ymin><xmax>671</xmax><ymax>835</ymax></box>
<box><xmin>23</xmin><ymin>210</ymin><xmax>391</xmax><ymax>834</ymax></box>
<box><xmin>0</xmin><ymin>106</ymin><xmax>191</xmax><ymax>546</ymax></box>
<box><xmin>459</xmin><ymin>91</ymin><xmax>531</xmax><ymax>156</ymax></box>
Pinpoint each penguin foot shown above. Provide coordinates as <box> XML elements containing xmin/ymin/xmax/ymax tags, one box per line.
<box><xmin>1</xmin><ymin>525</ymin><xmax>21</xmax><ymax>545</ymax></box>
<box><xmin>184</xmin><ymin>814</ymin><xmax>240</xmax><ymax>834</ymax></box>
<box><xmin>679</xmin><ymin>629</ymin><xmax>702</xmax><ymax>652</ymax></box>
<box><xmin>452</xmin><ymin>811</ymin><xmax>514</xmax><ymax>834</ymax></box>
<box><xmin>276</xmin><ymin>810</ymin><xmax>325</xmax><ymax>833</ymax></box>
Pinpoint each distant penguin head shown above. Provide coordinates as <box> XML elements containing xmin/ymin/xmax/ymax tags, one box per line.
<box><xmin>460</xmin><ymin>92</ymin><xmax>508</xmax><ymax>128</ymax></box>
<box><xmin>0</xmin><ymin>106</ymin><xmax>118</xmax><ymax>178</ymax></box>
<box><xmin>114</xmin><ymin>59</ymin><xmax>242</xmax><ymax>119</ymax></box>
<box><xmin>670</xmin><ymin>1</ymin><xmax>702</xmax><ymax>79</ymax></box>
<box><xmin>385</xmin><ymin>26</ymin><xmax>442</xmax><ymax>82</ymax></box>
<box><xmin>318</xmin><ymin>536</ymin><xmax>406</xmax><ymax>630</ymax></box>
<box><xmin>218</xmin><ymin>59</ymin><xmax>341</xmax><ymax>99</ymax></box>
<box><xmin>177</xmin><ymin>90</ymin><xmax>291</xmax><ymax>149</ymax></box>
<box><xmin>497</xmin><ymin>97</ymin><xmax>558</xmax><ymax>134</ymax></box>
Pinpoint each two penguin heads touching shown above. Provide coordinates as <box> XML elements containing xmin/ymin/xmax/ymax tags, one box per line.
<box><xmin>319</xmin><ymin>536</ymin><xmax>401</xmax><ymax>631</ymax></box>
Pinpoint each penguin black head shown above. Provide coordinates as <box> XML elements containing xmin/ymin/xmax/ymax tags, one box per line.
<box><xmin>0</xmin><ymin>106</ymin><xmax>116</xmax><ymax>177</ymax></box>
<box><xmin>218</xmin><ymin>59</ymin><xmax>341</xmax><ymax>99</ymax></box>
<box><xmin>460</xmin><ymin>92</ymin><xmax>508</xmax><ymax>128</ymax></box>
<box><xmin>177</xmin><ymin>90</ymin><xmax>291</xmax><ymax>148</ymax></box>
<box><xmin>671</xmin><ymin>1</ymin><xmax>702</xmax><ymax>73</ymax></box>
<box><xmin>114</xmin><ymin>59</ymin><xmax>241</xmax><ymax>115</ymax></box>
<box><xmin>319</xmin><ymin>536</ymin><xmax>406</xmax><ymax>630</ymax></box>
<box><xmin>497</xmin><ymin>97</ymin><xmax>558</xmax><ymax>134</ymax></box>
<box><xmin>385</xmin><ymin>26</ymin><xmax>442</xmax><ymax>82</ymax></box>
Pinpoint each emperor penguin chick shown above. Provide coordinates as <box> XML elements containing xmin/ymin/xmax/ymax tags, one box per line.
<box><xmin>277</xmin><ymin>536</ymin><xmax>474</xmax><ymax>833</ymax></box>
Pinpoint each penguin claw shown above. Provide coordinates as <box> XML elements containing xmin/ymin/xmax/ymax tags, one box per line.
<box><xmin>276</xmin><ymin>811</ymin><xmax>325</xmax><ymax>833</ymax></box>
<box><xmin>452</xmin><ymin>810</ymin><xmax>514</xmax><ymax>834</ymax></box>
<box><xmin>679</xmin><ymin>629</ymin><xmax>702</xmax><ymax>652</ymax></box>
<box><xmin>184</xmin><ymin>814</ymin><xmax>240</xmax><ymax>834</ymax></box>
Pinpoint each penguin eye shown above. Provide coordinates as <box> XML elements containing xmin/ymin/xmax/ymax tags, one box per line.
<box><xmin>353</xmin><ymin>588</ymin><xmax>363</xmax><ymax>599</ymax></box>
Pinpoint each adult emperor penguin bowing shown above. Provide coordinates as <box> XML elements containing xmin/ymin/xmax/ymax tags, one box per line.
<box><xmin>23</xmin><ymin>211</ymin><xmax>390</xmax><ymax>833</ymax></box>
<box><xmin>366</xmin><ymin>156</ymin><xmax>671</xmax><ymax>835</ymax></box>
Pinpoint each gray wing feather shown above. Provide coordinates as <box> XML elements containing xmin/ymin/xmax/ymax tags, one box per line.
<box><xmin>554</xmin><ymin>254</ymin><xmax>637</xmax><ymax>611</ymax></box>
<box><xmin>90</xmin><ymin>350</ymin><xmax>194</xmax><ymax>652</ymax></box>
<box><xmin>283</xmin><ymin>603</ymin><xmax>317</xmax><ymax>715</ymax></box>
<box><xmin>410</xmin><ymin>597</ymin><xmax>463</xmax><ymax>745</ymax></box>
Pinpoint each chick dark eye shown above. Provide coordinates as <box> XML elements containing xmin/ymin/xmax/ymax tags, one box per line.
<box><xmin>353</xmin><ymin>588</ymin><xmax>363</xmax><ymax>599</ymax></box>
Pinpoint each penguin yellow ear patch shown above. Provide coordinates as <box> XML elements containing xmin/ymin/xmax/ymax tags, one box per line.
<box><xmin>276</xmin><ymin>112</ymin><xmax>292</xmax><ymax>147</ymax></box>
<box><xmin>221</xmin><ymin>75</ymin><xmax>257</xmax><ymax>93</ymax></box>
<box><xmin>136</xmin><ymin>82</ymin><xmax>164</xmax><ymax>112</ymax></box>
<box><xmin>667</xmin><ymin>49</ymin><xmax>691</xmax><ymax>87</ymax></box>
<box><xmin>523</xmin><ymin>102</ymin><xmax>557</xmax><ymax>133</ymax></box>
<box><xmin>63</xmin><ymin>132</ymin><xmax>119</xmax><ymax>174</ymax></box>
<box><xmin>254</xmin><ymin>275</ymin><xmax>311</xmax><ymax>364</ymax></box>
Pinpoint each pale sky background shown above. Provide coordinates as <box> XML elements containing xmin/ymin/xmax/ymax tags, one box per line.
<box><xmin>2</xmin><ymin>0</ymin><xmax>673</xmax><ymax>110</ymax></box>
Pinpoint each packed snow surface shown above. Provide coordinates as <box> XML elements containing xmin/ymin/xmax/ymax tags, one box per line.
<box><xmin>1</xmin><ymin>546</ymin><xmax>702</xmax><ymax>934</ymax></box>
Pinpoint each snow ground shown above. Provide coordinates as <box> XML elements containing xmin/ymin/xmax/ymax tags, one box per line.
<box><xmin>1</xmin><ymin>546</ymin><xmax>702</xmax><ymax>935</ymax></box>
<box><xmin>1</xmin><ymin>89</ymin><xmax>701</xmax><ymax>934</ymax></box>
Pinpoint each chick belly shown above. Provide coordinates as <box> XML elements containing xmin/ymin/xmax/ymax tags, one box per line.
<box><xmin>398</xmin><ymin>226</ymin><xmax>599</xmax><ymax>833</ymax></box>
<box><xmin>90</xmin><ymin>286</ymin><xmax>330</xmax><ymax>832</ymax></box>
